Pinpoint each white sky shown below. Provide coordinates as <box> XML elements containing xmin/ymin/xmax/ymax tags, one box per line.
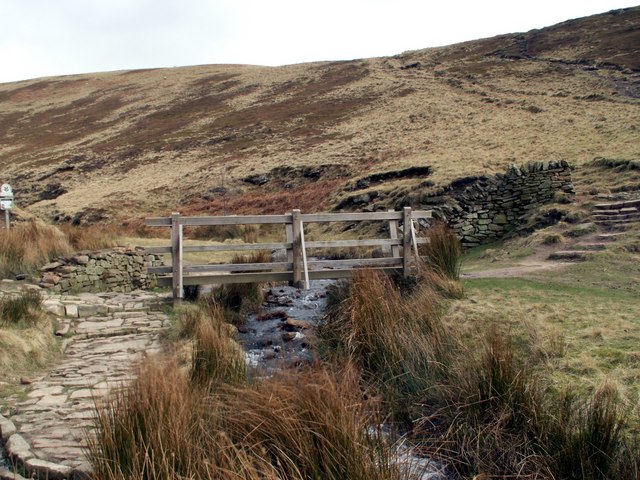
<box><xmin>0</xmin><ymin>0</ymin><xmax>637</xmax><ymax>84</ymax></box>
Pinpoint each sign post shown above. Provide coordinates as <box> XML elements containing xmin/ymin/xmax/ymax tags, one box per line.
<box><xmin>0</xmin><ymin>184</ymin><xmax>14</xmax><ymax>230</ymax></box>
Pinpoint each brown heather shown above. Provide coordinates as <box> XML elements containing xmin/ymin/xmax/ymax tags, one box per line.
<box><xmin>1</xmin><ymin>8</ymin><xmax>637</xmax><ymax>223</ymax></box>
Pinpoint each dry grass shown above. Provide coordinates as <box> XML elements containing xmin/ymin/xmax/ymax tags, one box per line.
<box><xmin>88</xmin><ymin>293</ymin><xmax>410</xmax><ymax>480</ymax></box>
<box><xmin>0</xmin><ymin>220</ymin><xmax>71</xmax><ymax>276</ymax></box>
<box><xmin>201</xmin><ymin>252</ymin><xmax>270</xmax><ymax>324</ymax></box>
<box><xmin>0</xmin><ymin>289</ymin><xmax>59</xmax><ymax>405</ymax></box>
<box><xmin>190</xmin><ymin>300</ymin><xmax>246</xmax><ymax>386</ymax></box>
<box><xmin>58</xmin><ymin>223</ymin><xmax>120</xmax><ymax>250</ymax></box>
<box><xmin>88</xmin><ymin>356</ymin><xmax>403</xmax><ymax>479</ymax></box>
<box><xmin>0</xmin><ymin>290</ymin><xmax>44</xmax><ymax>328</ymax></box>
<box><xmin>3</xmin><ymin>9</ymin><xmax>638</xmax><ymax>222</ymax></box>
<box><xmin>419</xmin><ymin>223</ymin><xmax>462</xmax><ymax>282</ymax></box>
<box><xmin>0</xmin><ymin>220</ymin><xmax>125</xmax><ymax>277</ymax></box>
<box><xmin>319</xmin><ymin>270</ymin><xmax>452</xmax><ymax>420</ymax></box>
<box><xmin>214</xmin><ymin>367</ymin><xmax>399</xmax><ymax>480</ymax></box>
<box><xmin>87</xmin><ymin>358</ymin><xmax>271</xmax><ymax>480</ymax></box>
<box><xmin>416</xmin><ymin>327</ymin><xmax>637</xmax><ymax>478</ymax></box>
<box><xmin>319</xmin><ymin>268</ymin><xmax>640</xmax><ymax>478</ymax></box>
<box><xmin>0</xmin><ymin>324</ymin><xmax>58</xmax><ymax>391</ymax></box>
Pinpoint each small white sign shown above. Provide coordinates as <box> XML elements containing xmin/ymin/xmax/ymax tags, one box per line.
<box><xmin>0</xmin><ymin>184</ymin><xmax>12</xmax><ymax>198</ymax></box>
<box><xmin>0</xmin><ymin>199</ymin><xmax>13</xmax><ymax>210</ymax></box>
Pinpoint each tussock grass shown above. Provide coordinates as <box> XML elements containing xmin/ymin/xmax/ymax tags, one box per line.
<box><xmin>202</xmin><ymin>252</ymin><xmax>270</xmax><ymax>324</ymax></box>
<box><xmin>58</xmin><ymin>223</ymin><xmax>120</xmax><ymax>250</ymax></box>
<box><xmin>190</xmin><ymin>300</ymin><xmax>246</xmax><ymax>386</ymax></box>
<box><xmin>0</xmin><ymin>290</ymin><xmax>44</xmax><ymax>328</ymax></box>
<box><xmin>89</xmin><ymin>359</ymin><xmax>402</xmax><ymax>479</ymax></box>
<box><xmin>87</xmin><ymin>358</ymin><xmax>272</xmax><ymax>480</ymax></box>
<box><xmin>0</xmin><ymin>220</ymin><xmax>71</xmax><ymax>276</ymax></box>
<box><xmin>320</xmin><ymin>270</ymin><xmax>451</xmax><ymax>419</ymax></box>
<box><xmin>215</xmin><ymin>367</ymin><xmax>398</xmax><ymax>480</ymax></box>
<box><xmin>90</xmin><ymin>298</ymin><xmax>402</xmax><ymax>479</ymax></box>
<box><xmin>417</xmin><ymin>327</ymin><xmax>637</xmax><ymax>478</ymax></box>
<box><xmin>0</xmin><ymin>290</ymin><xmax>59</xmax><ymax>402</ymax></box>
<box><xmin>172</xmin><ymin>303</ymin><xmax>206</xmax><ymax>339</ymax></box>
<box><xmin>419</xmin><ymin>223</ymin><xmax>462</xmax><ymax>281</ymax></box>
<box><xmin>0</xmin><ymin>220</ymin><xmax>121</xmax><ymax>277</ymax></box>
<box><xmin>320</xmin><ymin>269</ymin><xmax>640</xmax><ymax>478</ymax></box>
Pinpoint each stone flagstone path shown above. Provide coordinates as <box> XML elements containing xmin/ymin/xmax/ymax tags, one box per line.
<box><xmin>0</xmin><ymin>283</ymin><xmax>171</xmax><ymax>479</ymax></box>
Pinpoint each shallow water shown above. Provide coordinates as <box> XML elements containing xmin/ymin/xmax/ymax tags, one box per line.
<box><xmin>237</xmin><ymin>280</ymin><xmax>333</xmax><ymax>374</ymax></box>
<box><xmin>236</xmin><ymin>281</ymin><xmax>450</xmax><ymax>479</ymax></box>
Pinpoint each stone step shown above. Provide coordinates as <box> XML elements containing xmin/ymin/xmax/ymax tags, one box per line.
<box><xmin>594</xmin><ymin>223</ymin><xmax>630</xmax><ymax>232</ymax></box>
<box><xmin>596</xmin><ymin>232</ymin><xmax>626</xmax><ymax>241</ymax></box>
<box><xmin>594</xmin><ymin>198</ymin><xmax>640</xmax><ymax>210</ymax></box>
<box><xmin>622</xmin><ymin>198</ymin><xmax>640</xmax><ymax>209</ymax></box>
<box><xmin>548</xmin><ymin>250</ymin><xmax>596</xmax><ymax>261</ymax></box>
<box><xmin>77</xmin><ymin>327</ymin><xmax>142</xmax><ymax>339</ymax></box>
<box><xmin>595</xmin><ymin>219</ymin><xmax>634</xmax><ymax>228</ymax></box>
<box><xmin>593</xmin><ymin>213</ymin><xmax>640</xmax><ymax>221</ymax></box>
<box><xmin>570</xmin><ymin>243</ymin><xmax>607</xmax><ymax>251</ymax></box>
<box><xmin>593</xmin><ymin>209</ymin><xmax>620</xmax><ymax>215</ymax></box>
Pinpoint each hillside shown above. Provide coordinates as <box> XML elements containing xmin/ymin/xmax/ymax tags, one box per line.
<box><xmin>0</xmin><ymin>6</ymin><xmax>638</xmax><ymax>225</ymax></box>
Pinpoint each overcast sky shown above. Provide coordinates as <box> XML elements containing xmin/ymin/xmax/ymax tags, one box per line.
<box><xmin>0</xmin><ymin>0</ymin><xmax>637</xmax><ymax>84</ymax></box>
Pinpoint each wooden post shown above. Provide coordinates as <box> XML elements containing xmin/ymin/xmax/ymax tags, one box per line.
<box><xmin>300</xmin><ymin>220</ymin><xmax>309</xmax><ymax>289</ymax></box>
<box><xmin>285</xmin><ymin>216</ymin><xmax>294</xmax><ymax>286</ymax></box>
<box><xmin>388</xmin><ymin>209</ymin><xmax>400</xmax><ymax>258</ymax></box>
<box><xmin>291</xmin><ymin>209</ymin><xmax>303</xmax><ymax>288</ymax></box>
<box><xmin>171</xmin><ymin>212</ymin><xmax>184</xmax><ymax>302</ymax></box>
<box><xmin>4</xmin><ymin>209</ymin><xmax>9</xmax><ymax>231</ymax></box>
<box><xmin>403</xmin><ymin>207</ymin><xmax>412</xmax><ymax>278</ymax></box>
<box><xmin>410</xmin><ymin>218</ymin><xmax>419</xmax><ymax>259</ymax></box>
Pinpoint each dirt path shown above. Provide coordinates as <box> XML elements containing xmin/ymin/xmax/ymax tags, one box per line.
<box><xmin>462</xmin><ymin>248</ymin><xmax>572</xmax><ymax>279</ymax></box>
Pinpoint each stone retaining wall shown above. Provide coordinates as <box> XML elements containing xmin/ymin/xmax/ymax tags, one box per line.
<box><xmin>413</xmin><ymin>161</ymin><xmax>574</xmax><ymax>247</ymax></box>
<box><xmin>39</xmin><ymin>247</ymin><xmax>163</xmax><ymax>294</ymax></box>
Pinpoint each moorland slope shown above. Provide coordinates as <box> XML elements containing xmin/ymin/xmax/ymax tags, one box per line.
<box><xmin>0</xmin><ymin>6</ymin><xmax>638</xmax><ymax>224</ymax></box>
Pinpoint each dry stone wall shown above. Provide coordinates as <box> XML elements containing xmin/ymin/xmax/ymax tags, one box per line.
<box><xmin>39</xmin><ymin>247</ymin><xmax>163</xmax><ymax>294</ymax></box>
<box><xmin>413</xmin><ymin>161</ymin><xmax>574</xmax><ymax>247</ymax></box>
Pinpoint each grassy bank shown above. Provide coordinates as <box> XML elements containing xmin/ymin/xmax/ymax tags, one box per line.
<box><xmin>319</xmin><ymin>269</ymin><xmax>639</xmax><ymax>478</ymax></box>
<box><xmin>0</xmin><ymin>290</ymin><xmax>60</xmax><ymax>408</ymax></box>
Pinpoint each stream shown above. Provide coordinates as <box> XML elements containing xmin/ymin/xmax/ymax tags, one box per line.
<box><xmin>235</xmin><ymin>280</ymin><xmax>448</xmax><ymax>480</ymax></box>
<box><xmin>237</xmin><ymin>280</ymin><xmax>331</xmax><ymax>373</ymax></box>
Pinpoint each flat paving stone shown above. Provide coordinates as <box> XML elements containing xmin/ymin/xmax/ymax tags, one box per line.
<box><xmin>1</xmin><ymin>288</ymin><xmax>170</xmax><ymax>471</ymax></box>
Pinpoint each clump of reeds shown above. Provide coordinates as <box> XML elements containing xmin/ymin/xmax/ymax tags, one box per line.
<box><xmin>320</xmin><ymin>268</ymin><xmax>638</xmax><ymax>478</ymax></box>
<box><xmin>0</xmin><ymin>220</ymin><xmax>71</xmax><ymax>276</ymax></box>
<box><xmin>173</xmin><ymin>303</ymin><xmax>207</xmax><ymax>338</ymax></box>
<box><xmin>88</xmin><ymin>358</ymin><xmax>401</xmax><ymax>480</ymax></box>
<box><xmin>0</xmin><ymin>290</ymin><xmax>44</xmax><ymax>327</ymax></box>
<box><xmin>202</xmin><ymin>252</ymin><xmax>270</xmax><ymax>324</ymax></box>
<box><xmin>215</xmin><ymin>367</ymin><xmax>398</xmax><ymax>480</ymax></box>
<box><xmin>87</xmin><ymin>358</ymin><xmax>273</xmax><ymax>480</ymax></box>
<box><xmin>416</xmin><ymin>326</ymin><xmax>638</xmax><ymax>478</ymax></box>
<box><xmin>319</xmin><ymin>270</ymin><xmax>451</xmax><ymax>419</ymax></box>
<box><xmin>419</xmin><ymin>222</ymin><xmax>462</xmax><ymax>281</ymax></box>
<box><xmin>190</xmin><ymin>299</ymin><xmax>246</xmax><ymax>386</ymax></box>
<box><xmin>58</xmin><ymin>223</ymin><xmax>120</xmax><ymax>251</ymax></box>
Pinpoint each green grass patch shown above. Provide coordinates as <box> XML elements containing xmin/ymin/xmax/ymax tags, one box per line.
<box><xmin>455</xmin><ymin>275</ymin><xmax>640</xmax><ymax>416</ymax></box>
<box><xmin>464</xmin><ymin>276</ymin><xmax>639</xmax><ymax>303</ymax></box>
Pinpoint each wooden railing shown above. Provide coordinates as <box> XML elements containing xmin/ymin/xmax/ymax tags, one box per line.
<box><xmin>145</xmin><ymin>207</ymin><xmax>432</xmax><ymax>300</ymax></box>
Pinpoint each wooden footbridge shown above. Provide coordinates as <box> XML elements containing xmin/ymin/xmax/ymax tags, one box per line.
<box><xmin>145</xmin><ymin>207</ymin><xmax>432</xmax><ymax>300</ymax></box>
